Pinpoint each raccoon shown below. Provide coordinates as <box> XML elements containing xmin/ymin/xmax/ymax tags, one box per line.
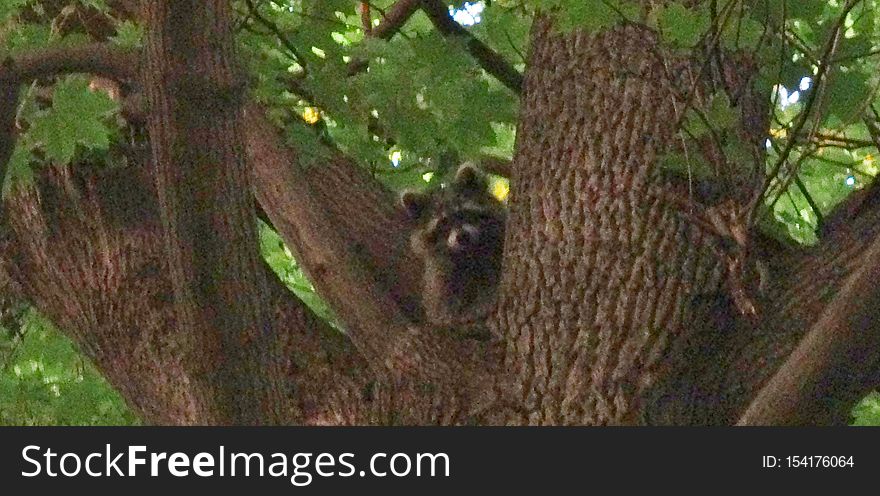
<box><xmin>400</xmin><ymin>164</ymin><xmax>506</xmax><ymax>334</ymax></box>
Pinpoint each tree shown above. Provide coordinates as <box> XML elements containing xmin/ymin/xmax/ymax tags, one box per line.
<box><xmin>1</xmin><ymin>0</ymin><xmax>879</xmax><ymax>425</ymax></box>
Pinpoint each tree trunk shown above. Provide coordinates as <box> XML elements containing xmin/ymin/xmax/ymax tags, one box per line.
<box><xmin>491</xmin><ymin>20</ymin><xmax>723</xmax><ymax>424</ymax></box>
<box><xmin>489</xmin><ymin>17</ymin><xmax>880</xmax><ymax>425</ymax></box>
<box><xmin>139</xmin><ymin>0</ymin><xmax>281</xmax><ymax>424</ymax></box>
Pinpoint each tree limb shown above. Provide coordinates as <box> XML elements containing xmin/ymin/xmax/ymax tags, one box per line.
<box><xmin>0</xmin><ymin>43</ymin><xmax>136</xmax><ymax>215</ymax></box>
<box><xmin>0</xmin><ymin>43</ymin><xmax>136</xmax><ymax>84</ymax></box>
<box><xmin>243</xmin><ymin>0</ymin><xmax>308</xmax><ymax>71</ymax></box>
<box><xmin>0</xmin><ymin>77</ymin><xmax>20</xmax><ymax>194</ymax></box>
<box><xmin>0</xmin><ymin>160</ymin><xmax>393</xmax><ymax>424</ymax></box>
<box><xmin>141</xmin><ymin>0</ymin><xmax>281</xmax><ymax>424</ymax></box>
<box><xmin>360</xmin><ymin>2</ymin><xmax>373</xmax><ymax>35</ymax></box>
<box><xmin>347</xmin><ymin>0</ymin><xmax>422</xmax><ymax>75</ymax></box>
<box><xmin>480</xmin><ymin>155</ymin><xmax>512</xmax><ymax>177</ymax></box>
<box><xmin>420</xmin><ymin>0</ymin><xmax>523</xmax><ymax>94</ymax></box>
<box><xmin>244</xmin><ymin>105</ymin><xmax>478</xmax><ymax>382</ymax></box>
<box><xmin>737</xmin><ymin>225</ymin><xmax>880</xmax><ymax>425</ymax></box>
<box><xmin>0</xmin><ymin>34</ymin><xmax>481</xmax><ymax>421</ymax></box>
<box><xmin>373</xmin><ymin>0</ymin><xmax>421</xmax><ymax>40</ymax></box>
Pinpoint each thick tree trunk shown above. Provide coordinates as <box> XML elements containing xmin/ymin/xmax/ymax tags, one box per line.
<box><xmin>140</xmin><ymin>0</ymin><xmax>281</xmax><ymax>424</ymax></box>
<box><xmin>489</xmin><ymin>16</ymin><xmax>880</xmax><ymax>425</ymax></box>
<box><xmin>491</xmin><ymin>20</ymin><xmax>732</xmax><ymax>424</ymax></box>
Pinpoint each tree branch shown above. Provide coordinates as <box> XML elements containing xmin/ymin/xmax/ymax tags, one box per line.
<box><xmin>346</xmin><ymin>0</ymin><xmax>421</xmax><ymax>75</ymax></box>
<box><xmin>372</xmin><ymin>0</ymin><xmax>421</xmax><ymax>40</ymax></box>
<box><xmin>753</xmin><ymin>0</ymin><xmax>858</xmax><ymax>222</ymax></box>
<box><xmin>0</xmin><ymin>43</ymin><xmax>137</xmax><ymax>215</ymax></box>
<box><xmin>420</xmin><ymin>0</ymin><xmax>523</xmax><ymax>94</ymax></box>
<box><xmin>0</xmin><ymin>43</ymin><xmax>136</xmax><ymax>84</ymax></box>
<box><xmin>244</xmin><ymin>105</ymin><xmax>479</xmax><ymax>379</ymax></box>
<box><xmin>243</xmin><ymin>0</ymin><xmax>308</xmax><ymax>71</ymax></box>
<box><xmin>480</xmin><ymin>155</ymin><xmax>512</xmax><ymax>177</ymax></box>
<box><xmin>0</xmin><ymin>77</ymin><xmax>20</xmax><ymax>193</ymax></box>
<box><xmin>360</xmin><ymin>2</ymin><xmax>373</xmax><ymax>35</ymax></box>
<box><xmin>737</xmin><ymin>224</ymin><xmax>880</xmax><ymax>425</ymax></box>
<box><xmin>141</xmin><ymin>0</ymin><xmax>280</xmax><ymax>425</ymax></box>
<box><xmin>0</xmin><ymin>160</ymin><xmax>391</xmax><ymax>424</ymax></box>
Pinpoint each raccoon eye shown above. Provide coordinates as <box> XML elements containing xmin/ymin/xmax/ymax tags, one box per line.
<box><xmin>461</xmin><ymin>224</ymin><xmax>480</xmax><ymax>239</ymax></box>
<box><xmin>447</xmin><ymin>224</ymin><xmax>480</xmax><ymax>250</ymax></box>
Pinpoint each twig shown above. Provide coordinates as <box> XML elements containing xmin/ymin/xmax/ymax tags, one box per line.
<box><xmin>750</xmin><ymin>0</ymin><xmax>860</xmax><ymax>226</ymax></box>
<box><xmin>794</xmin><ymin>175</ymin><xmax>824</xmax><ymax>230</ymax></box>
<box><xmin>359</xmin><ymin>2</ymin><xmax>373</xmax><ymax>35</ymax></box>
<box><xmin>372</xmin><ymin>0</ymin><xmax>421</xmax><ymax>40</ymax></box>
<box><xmin>243</xmin><ymin>0</ymin><xmax>308</xmax><ymax>72</ymax></box>
<box><xmin>346</xmin><ymin>0</ymin><xmax>422</xmax><ymax>76</ymax></box>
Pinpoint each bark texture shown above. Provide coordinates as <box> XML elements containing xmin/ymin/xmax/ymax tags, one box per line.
<box><xmin>491</xmin><ymin>20</ymin><xmax>729</xmax><ymax>424</ymax></box>
<box><xmin>0</xmin><ymin>164</ymin><xmax>386</xmax><ymax>425</ymax></box>
<box><xmin>140</xmin><ymin>0</ymin><xmax>280</xmax><ymax>424</ymax></box>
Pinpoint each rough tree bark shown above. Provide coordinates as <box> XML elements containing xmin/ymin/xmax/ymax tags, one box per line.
<box><xmin>138</xmin><ymin>0</ymin><xmax>283</xmax><ymax>425</ymax></box>
<box><xmin>492</xmin><ymin>19</ymin><xmax>730</xmax><ymax>424</ymax></box>
<box><xmin>0</xmin><ymin>2</ymin><xmax>879</xmax><ymax>425</ymax></box>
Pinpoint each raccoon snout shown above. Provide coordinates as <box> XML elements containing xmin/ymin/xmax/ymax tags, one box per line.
<box><xmin>447</xmin><ymin>224</ymin><xmax>480</xmax><ymax>250</ymax></box>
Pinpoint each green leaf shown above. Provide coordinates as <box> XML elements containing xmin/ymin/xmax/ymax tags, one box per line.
<box><xmin>28</xmin><ymin>77</ymin><xmax>117</xmax><ymax>164</ymax></box>
<box><xmin>752</xmin><ymin>0</ymin><xmax>825</xmax><ymax>24</ymax></box>
<box><xmin>0</xmin><ymin>0</ymin><xmax>28</xmax><ymax>23</ymax></box>
<box><xmin>1</xmin><ymin>309</ymin><xmax>138</xmax><ymax>425</ymax></box>
<box><xmin>111</xmin><ymin>21</ymin><xmax>144</xmax><ymax>49</ymax></box>
<box><xmin>658</xmin><ymin>151</ymin><xmax>713</xmax><ymax>179</ymax></box>
<box><xmin>825</xmin><ymin>70</ymin><xmax>872</xmax><ymax>125</ymax></box>
<box><xmin>475</xmin><ymin>5</ymin><xmax>531</xmax><ymax>62</ymax></box>
<box><xmin>721</xmin><ymin>16</ymin><xmax>765</xmax><ymax>51</ymax></box>
<box><xmin>555</xmin><ymin>0</ymin><xmax>638</xmax><ymax>34</ymax></box>
<box><xmin>852</xmin><ymin>391</ymin><xmax>880</xmax><ymax>426</ymax></box>
<box><xmin>658</xmin><ymin>3</ymin><xmax>711</xmax><ymax>48</ymax></box>
<box><xmin>80</xmin><ymin>0</ymin><xmax>110</xmax><ymax>12</ymax></box>
<box><xmin>2</xmin><ymin>144</ymin><xmax>35</xmax><ymax>199</ymax></box>
<box><xmin>785</xmin><ymin>0</ymin><xmax>826</xmax><ymax>20</ymax></box>
<box><xmin>683</xmin><ymin>108</ymin><xmax>711</xmax><ymax>138</ymax></box>
<box><xmin>706</xmin><ymin>93</ymin><xmax>739</xmax><ymax>132</ymax></box>
<box><xmin>723</xmin><ymin>136</ymin><xmax>755</xmax><ymax>173</ymax></box>
<box><xmin>3</xmin><ymin>23</ymin><xmax>52</xmax><ymax>56</ymax></box>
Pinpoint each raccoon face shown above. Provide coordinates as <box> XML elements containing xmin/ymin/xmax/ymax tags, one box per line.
<box><xmin>418</xmin><ymin>203</ymin><xmax>504</xmax><ymax>259</ymax></box>
<box><xmin>401</xmin><ymin>164</ymin><xmax>506</xmax><ymax>260</ymax></box>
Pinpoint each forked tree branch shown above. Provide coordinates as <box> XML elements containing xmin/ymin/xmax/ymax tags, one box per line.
<box><xmin>244</xmin><ymin>104</ymin><xmax>479</xmax><ymax>382</ymax></box>
<box><xmin>373</xmin><ymin>0</ymin><xmax>422</xmax><ymax>40</ymax></box>
<box><xmin>347</xmin><ymin>0</ymin><xmax>422</xmax><ymax>75</ymax></box>
<box><xmin>0</xmin><ymin>35</ymin><xmax>458</xmax><ymax>400</ymax></box>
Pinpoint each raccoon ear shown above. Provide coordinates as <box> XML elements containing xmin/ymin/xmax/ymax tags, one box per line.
<box><xmin>454</xmin><ymin>163</ymin><xmax>487</xmax><ymax>194</ymax></box>
<box><xmin>400</xmin><ymin>190</ymin><xmax>430</xmax><ymax>220</ymax></box>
